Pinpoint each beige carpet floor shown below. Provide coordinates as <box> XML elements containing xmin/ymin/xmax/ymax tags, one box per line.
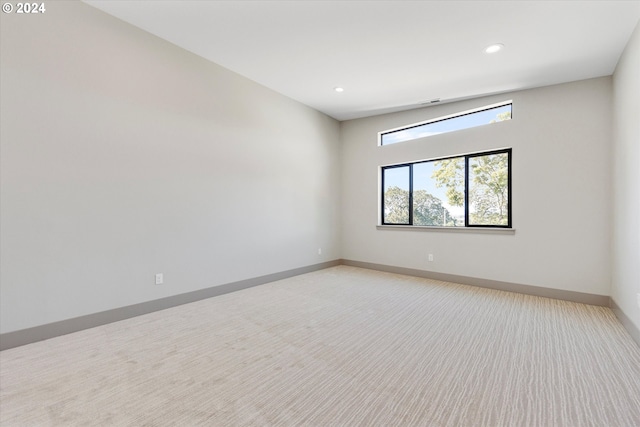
<box><xmin>1</xmin><ymin>266</ymin><xmax>640</xmax><ymax>426</ymax></box>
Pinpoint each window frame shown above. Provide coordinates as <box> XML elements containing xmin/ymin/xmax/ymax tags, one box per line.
<box><xmin>380</xmin><ymin>148</ymin><xmax>512</xmax><ymax>228</ymax></box>
<box><xmin>378</xmin><ymin>101</ymin><xmax>512</xmax><ymax>146</ymax></box>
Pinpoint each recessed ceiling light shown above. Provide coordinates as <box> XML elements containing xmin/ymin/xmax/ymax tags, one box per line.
<box><xmin>334</xmin><ymin>87</ymin><xmax>344</xmax><ymax>93</ymax></box>
<box><xmin>485</xmin><ymin>43</ymin><xmax>504</xmax><ymax>54</ymax></box>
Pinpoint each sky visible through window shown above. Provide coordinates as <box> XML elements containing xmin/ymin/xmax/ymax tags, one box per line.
<box><xmin>381</xmin><ymin>104</ymin><xmax>511</xmax><ymax>146</ymax></box>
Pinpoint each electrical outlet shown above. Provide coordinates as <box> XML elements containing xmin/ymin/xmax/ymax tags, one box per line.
<box><xmin>155</xmin><ymin>273</ymin><xmax>163</xmax><ymax>285</ymax></box>
<box><xmin>428</xmin><ymin>254</ymin><xmax>434</xmax><ymax>262</ymax></box>
<box><xmin>318</xmin><ymin>248</ymin><xmax>322</xmax><ymax>255</ymax></box>
<box><xmin>637</xmin><ymin>293</ymin><xmax>640</xmax><ymax>309</ymax></box>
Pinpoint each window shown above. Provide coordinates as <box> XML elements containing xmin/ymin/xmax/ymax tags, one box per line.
<box><xmin>379</xmin><ymin>102</ymin><xmax>512</xmax><ymax>146</ymax></box>
<box><xmin>381</xmin><ymin>149</ymin><xmax>511</xmax><ymax>228</ymax></box>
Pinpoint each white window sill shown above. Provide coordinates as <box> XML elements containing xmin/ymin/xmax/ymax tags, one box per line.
<box><xmin>376</xmin><ymin>225</ymin><xmax>515</xmax><ymax>234</ymax></box>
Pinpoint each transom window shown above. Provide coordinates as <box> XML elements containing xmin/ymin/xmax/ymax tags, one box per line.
<box><xmin>379</xmin><ymin>102</ymin><xmax>512</xmax><ymax>146</ymax></box>
<box><xmin>381</xmin><ymin>149</ymin><xmax>512</xmax><ymax>228</ymax></box>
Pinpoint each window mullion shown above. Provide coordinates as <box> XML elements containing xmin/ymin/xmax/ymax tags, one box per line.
<box><xmin>381</xmin><ymin>167</ymin><xmax>386</xmax><ymax>225</ymax></box>
<box><xmin>408</xmin><ymin>164</ymin><xmax>414</xmax><ymax>225</ymax></box>
<box><xmin>464</xmin><ymin>156</ymin><xmax>470</xmax><ymax>227</ymax></box>
<box><xmin>507</xmin><ymin>150</ymin><xmax>512</xmax><ymax>227</ymax></box>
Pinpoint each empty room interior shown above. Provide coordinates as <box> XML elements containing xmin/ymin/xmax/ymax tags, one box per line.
<box><xmin>1</xmin><ymin>1</ymin><xmax>640</xmax><ymax>425</ymax></box>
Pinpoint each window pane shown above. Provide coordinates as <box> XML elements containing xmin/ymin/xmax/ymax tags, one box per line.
<box><xmin>468</xmin><ymin>152</ymin><xmax>509</xmax><ymax>226</ymax></box>
<box><xmin>383</xmin><ymin>166</ymin><xmax>410</xmax><ymax>224</ymax></box>
<box><xmin>414</xmin><ymin>158</ymin><xmax>465</xmax><ymax>226</ymax></box>
<box><xmin>380</xmin><ymin>103</ymin><xmax>512</xmax><ymax>145</ymax></box>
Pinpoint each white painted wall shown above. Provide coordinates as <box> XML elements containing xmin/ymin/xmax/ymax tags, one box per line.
<box><xmin>612</xmin><ymin>21</ymin><xmax>640</xmax><ymax>331</ymax></box>
<box><xmin>0</xmin><ymin>2</ymin><xmax>341</xmax><ymax>333</ymax></box>
<box><xmin>341</xmin><ymin>78</ymin><xmax>612</xmax><ymax>296</ymax></box>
